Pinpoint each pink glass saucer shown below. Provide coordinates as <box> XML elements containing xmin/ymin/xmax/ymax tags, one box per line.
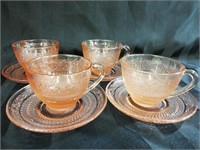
<box><xmin>91</xmin><ymin>64</ymin><xmax>121</xmax><ymax>82</ymax></box>
<box><xmin>6</xmin><ymin>84</ymin><xmax>107</xmax><ymax>133</ymax></box>
<box><xmin>2</xmin><ymin>62</ymin><xmax>28</xmax><ymax>84</ymax></box>
<box><xmin>106</xmin><ymin>77</ymin><xmax>198</xmax><ymax>124</ymax></box>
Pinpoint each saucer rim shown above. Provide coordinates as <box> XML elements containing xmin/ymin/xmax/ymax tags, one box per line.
<box><xmin>91</xmin><ymin>64</ymin><xmax>121</xmax><ymax>82</ymax></box>
<box><xmin>2</xmin><ymin>62</ymin><xmax>28</xmax><ymax>84</ymax></box>
<box><xmin>6</xmin><ymin>84</ymin><xmax>107</xmax><ymax>133</ymax></box>
<box><xmin>106</xmin><ymin>77</ymin><xmax>198</xmax><ymax>124</ymax></box>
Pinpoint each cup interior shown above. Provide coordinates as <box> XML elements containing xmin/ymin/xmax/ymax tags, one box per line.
<box><xmin>12</xmin><ymin>39</ymin><xmax>59</xmax><ymax>49</ymax></box>
<box><xmin>82</xmin><ymin>39</ymin><xmax>121</xmax><ymax>49</ymax></box>
<box><xmin>121</xmin><ymin>54</ymin><xmax>185</xmax><ymax>75</ymax></box>
<box><xmin>12</xmin><ymin>39</ymin><xmax>59</xmax><ymax>68</ymax></box>
<box><xmin>26</xmin><ymin>54</ymin><xmax>92</xmax><ymax>75</ymax></box>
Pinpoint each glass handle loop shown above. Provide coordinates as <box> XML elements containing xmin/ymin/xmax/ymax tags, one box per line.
<box><xmin>84</xmin><ymin>63</ymin><xmax>105</xmax><ymax>94</ymax></box>
<box><xmin>169</xmin><ymin>69</ymin><xmax>199</xmax><ymax>98</ymax></box>
<box><xmin>122</xmin><ymin>45</ymin><xmax>131</xmax><ymax>55</ymax></box>
<box><xmin>118</xmin><ymin>44</ymin><xmax>131</xmax><ymax>62</ymax></box>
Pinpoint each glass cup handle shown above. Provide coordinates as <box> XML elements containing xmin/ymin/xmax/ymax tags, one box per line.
<box><xmin>122</xmin><ymin>45</ymin><xmax>131</xmax><ymax>55</ymax></box>
<box><xmin>117</xmin><ymin>45</ymin><xmax>131</xmax><ymax>65</ymax></box>
<box><xmin>169</xmin><ymin>69</ymin><xmax>199</xmax><ymax>97</ymax></box>
<box><xmin>84</xmin><ymin>63</ymin><xmax>105</xmax><ymax>94</ymax></box>
<box><xmin>121</xmin><ymin>44</ymin><xmax>131</xmax><ymax>55</ymax></box>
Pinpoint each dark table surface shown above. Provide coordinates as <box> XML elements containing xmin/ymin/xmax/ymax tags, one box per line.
<box><xmin>1</xmin><ymin>58</ymin><xmax>200</xmax><ymax>149</ymax></box>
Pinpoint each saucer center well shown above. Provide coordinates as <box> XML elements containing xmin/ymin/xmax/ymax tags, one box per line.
<box><xmin>37</xmin><ymin>100</ymin><xmax>82</xmax><ymax>119</ymax></box>
<box><xmin>126</xmin><ymin>94</ymin><xmax>169</xmax><ymax>112</ymax></box>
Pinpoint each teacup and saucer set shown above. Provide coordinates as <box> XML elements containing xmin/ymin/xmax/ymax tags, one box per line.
<box><xmin>81</xmin><ymin>39</ymin><xmax>130</xmax><ymax>81</ymax></box>
<box><xmin>2</xmin><ymin>39</ymin><xmax>60</xmax><ymax>84</ymax></box>
<box><xmin>106</xmin><ymin>54</ymin><xmax>198</xmax><ymax>124</ymax></box>
<box><xmin>2</xmin><ymin>39</ymin><xmax>199</xmax><ymax>133</ymax></box>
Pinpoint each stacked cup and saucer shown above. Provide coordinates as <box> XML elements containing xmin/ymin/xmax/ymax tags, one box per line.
<box><xmin>81</xmin><ymin>39</ymin><xmax>130</xmax><ymax>81</ymax></box>
<box><xmin>2</xmin><ymin>39</ymin><xmax>59</xmax><ymax>84</ymax></box>
<box><xmin>106</xmin><ymin>54</ymin><xmax>198</xmax><ymax>124</ymax></box>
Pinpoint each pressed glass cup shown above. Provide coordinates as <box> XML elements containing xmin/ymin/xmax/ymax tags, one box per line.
<box><xmin>2</xmin><ymin>39</ymin><xmax>59</xmax><ymax>83</ymax></box>
<box><xmin>12</xmin><ymin>39</ymin><xmax>59</xmax><ymax>70</ymax></box>
<box><xmin>120</xmin><ymin>54</ymin><xmax>198</xmax><ymax>110</ymax></box>
<box><xmin>25</xmin><ymin>54</ymin><xmax>105</xmax><ymax>117</ymax></box>
<box><xmin>82</xmin><ymin>39</ymin><xmax>130</xmax><ymax>76</ymax></box>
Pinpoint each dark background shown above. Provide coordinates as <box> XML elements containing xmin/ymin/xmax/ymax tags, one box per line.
<box><xmin>1</xmin><ymin>1</ymin><xmax>200</xmax><ymax>149</ymax></box>
<box><xmin>1</xmin><ymin>1</ymin><xmax>199</xmax><ymax>66</ymax></box>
